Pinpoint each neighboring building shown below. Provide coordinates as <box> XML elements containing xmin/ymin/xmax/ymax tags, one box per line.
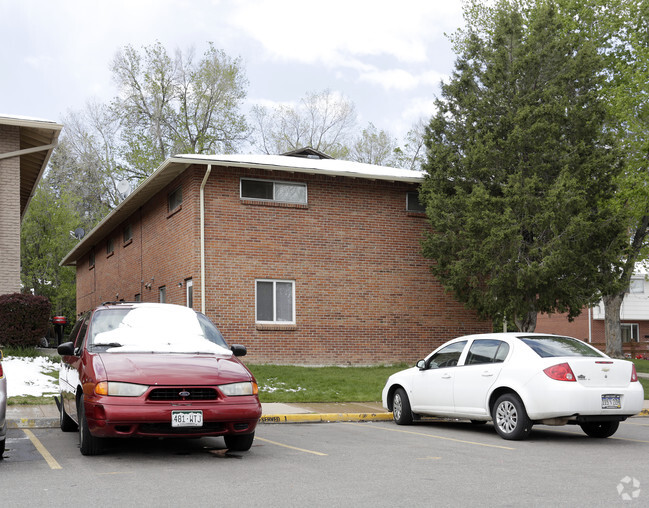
<box><xmin>0</xmin><ymin>114</ymin><xmax>62</xmax><ymax>295</ymax></box>
<box><xmin>536</xmin><ymin>270</ymin><xmax>649</xmax><ymax>357</ymax></box>
<box><xmin>61</xmin><ymin>151</ymin><xmax>490</xmax><ymax>365</ymax></box>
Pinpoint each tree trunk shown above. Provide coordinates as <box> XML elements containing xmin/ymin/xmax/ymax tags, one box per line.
<box><xmin>514</xmin><ymin>310</ymin><xmax>537</xmax><ymax>332</ymax></box>
<box><xmin>603</xmin><ymin>292</ymin><xmax>624</xmax><ymax>358</ymax></box>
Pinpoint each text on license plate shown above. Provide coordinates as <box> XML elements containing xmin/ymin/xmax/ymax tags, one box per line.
<box><xmin>171</xmin><ymin>410</ymin><xmax>203</xmax><ymax>427</ymax></box>
<box><xmin>601</xmin><ymin>395</ymin><xmax>621</xmax><ymax>409</ymax></box>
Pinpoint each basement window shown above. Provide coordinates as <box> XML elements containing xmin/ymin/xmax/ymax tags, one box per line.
<box><xmin>241</xmin><ymin>178</ymin><xmax>307</xmax><ymax>204</ymax></box>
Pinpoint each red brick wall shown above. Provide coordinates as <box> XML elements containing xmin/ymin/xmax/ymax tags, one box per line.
<box><xmin>76</xmin><ymin>163</ymin><xmax>491</xmax><ymax>365</ymax></box>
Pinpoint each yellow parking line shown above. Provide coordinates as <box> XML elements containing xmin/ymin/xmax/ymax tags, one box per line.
<box><xmin>23</xmin><ymin>429</ymin><xmax>62</xmax><ymax>470</ymax></box>
<box><xmin>255</xmin><ymin>437</ymin><xmax>328</xmax><ymax>456</ymax></box>
<box><xmin>344</xmin><ymin>422</ymin><xmax>516</xmax><ymax>450</ymax></box>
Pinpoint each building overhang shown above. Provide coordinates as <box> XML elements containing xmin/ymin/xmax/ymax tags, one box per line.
<box><xmin>0</xmin><ymin>114</ymin><xmax>63</xmax><ymax>219</ymax></box>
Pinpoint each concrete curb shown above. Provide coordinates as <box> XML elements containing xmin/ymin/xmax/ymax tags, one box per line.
<box><xmin>8</xmin><ymin>418</ymin><xmax>59</xmax><ymax>429</ymax></box>
<box><xmin>260</xmin><ymin>412</ymin><xmax>394</xmax><ymax>424</ymax></box>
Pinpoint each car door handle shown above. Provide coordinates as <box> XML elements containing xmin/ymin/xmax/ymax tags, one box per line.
<box><xmin>482</xmin><ymin>372</ymin><xmax>494</xmax><ymax>377</ymax></box>
<box><xmin>442</xmin><ymin>374</ymin><xmax>452</xmax><ymax>379</ymax></box>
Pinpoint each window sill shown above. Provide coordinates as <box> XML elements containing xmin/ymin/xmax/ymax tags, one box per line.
<box><xmin>406</xmin><ymin>211</ymin><xmax>427</xmax><ymax>218</ymax></box>
<box><xmin>106</xmin><ymin>251</ymin><xmax>114</xmax><ymax>259</ymax></box>
<box><xmin>167</xmin><ymin>204</ymin><xmax>182</xmax><ymax>218</ymax></box>
<box><xmin>123</xmin><ymin>238</ymin><xmax>133</xmax><ymax>247</ymax></box>
<box><xmin>255</xmin><ymin>323</ymin><xmax>297</xmax><ymax>331</ymax></box>
<box><xmin>242</xmin><ymin>199</ymin><xmax>308</xmax><ymax>210</ymax></box>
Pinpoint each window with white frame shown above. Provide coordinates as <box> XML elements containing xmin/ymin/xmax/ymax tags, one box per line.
<box><xmin>621</xmin><ymin>323</ymin><xmax>639</xmax><ymax>343</ymax></box>
<box><xmin>629</xmin><ymin>279</ymin><xmax>645</xmax><ymax>294</ymax></box>
<box><xmin>256</xmin><ymin>280</ymin><xmax>295</xmax><ymax>323</ymax></box>
<box><xmin>186</xmin><ymin>279</ymin><xmax>193</xmax><ymax>308</ymax></box>
<box><xmin>241</xmin><ymin>178</ymin><xmax>307</xmax><ymax>204</ymax></box>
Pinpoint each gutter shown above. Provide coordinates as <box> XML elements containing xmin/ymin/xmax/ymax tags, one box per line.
<box><xmin>200</xmin><ymin>164</ymin><xmax>212</xmax><ymax>314</ymax></box>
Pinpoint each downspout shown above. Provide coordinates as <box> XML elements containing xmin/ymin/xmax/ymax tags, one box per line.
<box><xmin>200</xmin><ymin>164</ymin><xmax>212</xmax><ymax>314</ymax></box>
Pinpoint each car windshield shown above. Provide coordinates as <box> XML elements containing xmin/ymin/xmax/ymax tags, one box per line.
<box><xmin>88</xmin><ymin>305</ymin><xmax>231</xmax><ymax>354</ymax></box>
<box><xmin>519</xmin><ymin>336</ymin><xmax>604</xmax><ymax>358</ymax></box>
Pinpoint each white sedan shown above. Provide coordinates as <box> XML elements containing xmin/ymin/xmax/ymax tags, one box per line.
<box><xmin>382</xmin><ymin>333</ymin><xmax>644</xmax><ymax>440</ymax></box>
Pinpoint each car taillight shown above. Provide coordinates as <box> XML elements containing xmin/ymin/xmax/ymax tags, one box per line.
<box><xmin>544</xmin><ymin>362</ymin><xmax>576</xmax><ymax>382</ymax></box>
<box><xmin>631</xmin><ymin>364</ymin><xmax>638</xmax><ymax>382</ymax></box>
<box><xmin>0</xmin><ymin>363</ymin><xmax>3</xmax><ymax>378</ymax></box>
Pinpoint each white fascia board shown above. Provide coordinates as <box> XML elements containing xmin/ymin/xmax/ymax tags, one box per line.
<box><xmin>172</xmin><ymin>154</ymin><xmax>425</xmax><ymax>183</ymax></box>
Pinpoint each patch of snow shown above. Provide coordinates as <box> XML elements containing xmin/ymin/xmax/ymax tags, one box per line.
<box><xmin>3</xmin><ymin>356</ymin><xmax>59</xmax><ymax>397</ymax></box>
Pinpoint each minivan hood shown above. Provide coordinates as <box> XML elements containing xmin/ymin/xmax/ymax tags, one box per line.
<box><xmin>97</xmin><ymin>353</ymin><xmax>252</xmax><ymax>386</ymax></box>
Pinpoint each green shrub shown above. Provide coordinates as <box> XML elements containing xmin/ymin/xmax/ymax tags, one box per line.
<box><xmin>0</xmin><ymin>293</ymin><xmax>51</xmax><ymax>348</ymax></box>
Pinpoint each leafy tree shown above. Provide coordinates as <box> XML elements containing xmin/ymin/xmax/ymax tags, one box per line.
<box><xmin>111</xmin><ymin>41</ymin><xmax>249</xmax><ymax>178</ymax></box>
<box><xmin>251</xmin><ymin>89</ymin><xmax>356</xmax><ymax>158</ymax></box>
<box><xmin>420</xmin><ymin>0</ymin><xmax>627</xmax><ymax>331</ymax></box>
<box><xmin>47</xmin><ymin>102</ymin><xmax>121</xmax><ymax>224</ymax></box>
<box><xmin>393</xmin><ymin>118</ymin><xmax>427</xmax><ymax>170</ymax></box>
<box><xmin>20</xmin><ymin>184</ymin><xmax>79</xmax><ymax>321</ymax></box>
<box><xmin>584</xmin><ymin>0</ymin><xmax>649</xmax><ymax>356</ymax></box>
<box><xmin>349</xmin><ymin>123</ymin><xmax>396</xmax><ymax>165</ymax></box>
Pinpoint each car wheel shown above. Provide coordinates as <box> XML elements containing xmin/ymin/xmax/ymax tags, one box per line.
<box><xmin>224</xmin><ymin>432</ymin><xmax>255</xmax><ymax>451</ymax></box>
<box><xmin>0</xmin><ymin>438</ymin><xmax>5</xmax><ymax>460</ymax></box>
<box><xmin>579</xmin><ymin>420</ymin><xmax>619</xmax><ymax>438</ymax></box>
<box><xmin>392</xmin><ymin>388</ymin><xmax>413</xmax><ymax>425</ymax></box>
<box><xmin>78</xmin><ymin>397</ymin><xmax>103</xmax><ymax>456</ymax></box>
<box><xmin>60</xmin><ymin>400</ymin><xmax>78</xmax><ymax>432</ymax></box>
<box><xmin>493</xmin><ymin>393</ymin><xmax>532</xmax><ymax>440</ymax></box>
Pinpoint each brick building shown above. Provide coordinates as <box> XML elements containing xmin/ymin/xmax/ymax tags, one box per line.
<box><xmin>0</xmin><ymin>114</ymin><xmax>62</xmax><ymax>295</ymax></box>
<box><xmin>61</xmin><ymin>152</ymin><xmax>490</xmax><ymax>364</ymax></box>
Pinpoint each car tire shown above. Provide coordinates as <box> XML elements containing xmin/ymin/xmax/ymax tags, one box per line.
<box><xmin>0</xmin><ymin>438</ymin><xmax>5</xmax><ymax>459</ymax></box>
<box><xmin>60</xmin><ymin>400</ymin><xmax>78</xmax><ymax>432</ymax></box>
<box><xmin>392</xmin><ymin>388</ymin><xmax>413</xmax><ymax>425</ymax></box>
<box><xmin>492</xmin><ymin>393</ymin><xmax>532</xmax><ymax>440</ymax></box>
<box><xmin>579</xmin><ymin>420</ymin><xmax>619</xmax><ymax>438</ymax></box>
<box><xmin>78</xmin><ymin>397</ymin><xmax>103</xmax><ymax>456</ymax></box>
<box><xmin>224</xmin><ymin>432</ymin><xmax>255</xmax><ymax>452</ymax></box>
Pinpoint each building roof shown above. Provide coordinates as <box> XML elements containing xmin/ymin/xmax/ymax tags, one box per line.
<box><xmin>0</xmin><ymin>114</ymin><xmax>63</xmax><ymax>219</ymax></box>
<box><xmin>60</xmin><ymin>153</ymin><xmax>425</xmax><ymax>266</ymax></box>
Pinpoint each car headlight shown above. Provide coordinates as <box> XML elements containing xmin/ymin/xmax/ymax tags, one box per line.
<box><xmin>95</xmin><ymin>381</ymin><xmax>148</xmax><ymax>397</ymax></box>
<box><xmin>218</xmin><ymin>381</ymin><xmax>258</xmax><ymax>396</ymax></box>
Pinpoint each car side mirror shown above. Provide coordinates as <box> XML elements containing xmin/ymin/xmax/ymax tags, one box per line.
<box><xmin>416</xmin><ymin>360</ymin><xmax>426</xmax><ymax>370</ymax></box>
<box><xmin>57</xmin><ymin>342</ymin><xmax>76</xmax><ymax>356</ymax></box>
<box><xmin>231</xmin><ymin>344</ymin><xmax>247</xmax><ymax>357</ymax></box>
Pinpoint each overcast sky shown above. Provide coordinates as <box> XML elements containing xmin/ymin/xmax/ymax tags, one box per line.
<box><xmin>1</xmin><ymin>0</ymin><xmax>464</xmax><ymax>145</ymax></box>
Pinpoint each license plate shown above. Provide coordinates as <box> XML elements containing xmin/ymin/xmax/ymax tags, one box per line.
<box><xmin>171</xmin><ymin>410</ymin><xmax>203</xmax><ymax>427</ymax></box>
<box><xmin>601</xmin><ymin>395</ymin><xmax>621</xmax><ymax>409</ymax></box>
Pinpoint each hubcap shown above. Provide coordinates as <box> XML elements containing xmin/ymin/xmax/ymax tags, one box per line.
<box><xmin>496</xmin><ymin>400</ymin><xmax>517</xmax><ymax>433</ymax></box>
<box><xmin>393</xmin><ymin>393</ymin><xmax>403</xmax><ymax>421</ymax></box>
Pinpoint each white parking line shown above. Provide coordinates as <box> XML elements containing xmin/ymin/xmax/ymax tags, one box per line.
<box><xmin>255</xmin><ymin>437</ymin><xmax>328</xmax><ymax>456</ymax></box>
<box><xmin>344</xmin><ymin>423</ymin><xmax>516</xmax><ymax>450</ymax></box>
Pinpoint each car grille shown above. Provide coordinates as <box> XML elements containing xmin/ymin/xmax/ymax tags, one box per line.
<box><xmin>147</xmin><ymin>387</ymin><xmax>218</xmax><ymax>401</ymax></box>
<box><xmin>139</xmin><ymin>422</ymin><xmax>225</xmax><ymax>435</ymax></box>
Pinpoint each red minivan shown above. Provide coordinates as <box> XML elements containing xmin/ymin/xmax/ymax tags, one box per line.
<box><xmin>57</xmin><ymin>302</ymin><xmax>261</xmax><ymax>456</ymax></box>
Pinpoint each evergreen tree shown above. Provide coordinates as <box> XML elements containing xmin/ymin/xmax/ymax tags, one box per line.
<box><xmin>420</xmin><ymin>0</ymin><xmax>627</xmax><ymax>331</ymax></box>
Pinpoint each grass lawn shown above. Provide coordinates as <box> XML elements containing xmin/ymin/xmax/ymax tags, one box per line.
<box><xmin>247</xmin><ymin>363</ymin><xmax>409</xmax><ymax>403</ymax></box>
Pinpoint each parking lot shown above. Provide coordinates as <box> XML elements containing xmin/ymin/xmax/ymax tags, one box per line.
<box><xmin>1</xmin><ymin>418</ymin><xmax>647</xmax><ymax>507</ymax></box>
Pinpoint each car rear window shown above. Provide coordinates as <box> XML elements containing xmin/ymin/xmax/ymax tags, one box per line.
<box><xmin>519</xmin><ymin>336</ymin><xmax>604</xmax><ymax>358</ymax></box>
